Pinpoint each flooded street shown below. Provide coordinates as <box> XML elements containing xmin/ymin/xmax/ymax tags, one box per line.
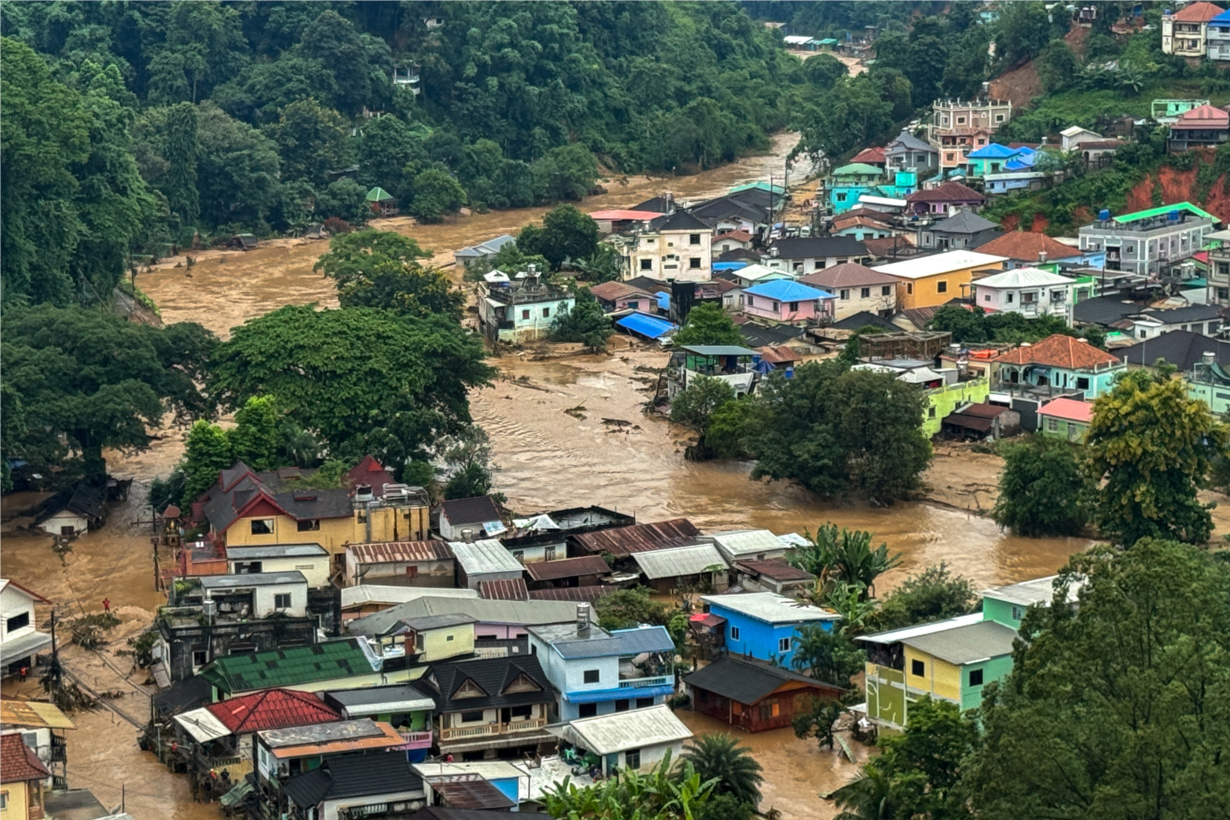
<box><xmin>138</xmin><ymin>133</ymin><xmax>804</xmax><ymax>339</ymax></box>
<box><xmin>477</xmin><ymin>346</ymin><xmax>1090</xmax><ymax>593</ymax></box>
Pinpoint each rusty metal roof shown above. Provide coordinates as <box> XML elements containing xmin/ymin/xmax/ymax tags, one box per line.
<box><xmin>433</xmin><ymin>780</ymin><xmax>516</xmax><ymax>810</ymax></box>
<box><xmin>347</xmin><ymin>541</ymin><xmax>453</xmax><ymax>564</ymax></box>
<box><xmin>524</xmin><ymin>556</ymin><xmax>611</xmax><ymax>582</ymax></box>
<box><xmin>0</xmin><ymin>700</ymin><xmax>76</xmax><ymax>730</ymax></box>
<box><xmin>261</xmin><ymin>719</ymin><xmax>404</xmax><ymax>758</ymax></box>
<box><xmin>572</xmin><ymin>519</ymin><xmax>701</xmax><ymax>557</ymax></box>
<box><xmin>733</xmin><ymin>559</ymin><xmax>814</xmax><ymax>583</ymax></box>
<box><xmin>527</xmin><ymin>586</ymin><xmax>616</xmax><ymax>602</ymax></box>
<box><xmin>478</xmin><ymin>578</ymin><xmax>529</xmax><ymax>601</ymax></box>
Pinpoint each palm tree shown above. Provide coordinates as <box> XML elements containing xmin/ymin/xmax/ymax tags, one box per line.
<box><xmin>831</xmin><ymin>765</ymin><xmax>899</xmax><ymax>820</ymax></box>
<box><xmin>682</xmin><ymin>733</ymin><xmax>764</xmax><ymax>807</ymax></box>
<box><xmin>792</xmin><ymin>524</ymin><xmax>902</xmax><ymax>600</ymax></box>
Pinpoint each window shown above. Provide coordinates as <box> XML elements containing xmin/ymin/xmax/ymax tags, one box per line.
<box><xmin>1047</xmin><ymin>418</ymin><xmax>1059</xmax><ymax>432</ymax></box>
<box><xmin>1011</xmin><ymin>605</ymin><xmax>1025</xmax><ymax>621</ymax></box>
<box><xmin>957</xmin><ymin>116</ymin><xmax>967</xmax><ymax>124</ymax></box>
<box><xmin>984</xmin><ymin>294</ymin><xmax>992</xmax><ymax>302</ymax></box>
<box><xmin>640</xmin><ymin>259</ymin><xmax>652</xmax><ymax>271</ymax></box>
<box><xmin>274</xmin><ymin>593</ymin><xmax>291</xmax><ymax>608</ymax></box>
<box><xmin>578</xmin><ymin>703</ymin><xmax>598</xmax><ymax>718</ymax></box>
<box><xmin>405</xmin><ymin>565</ymin><xmax>418</xmax><ymax>579</ymax></box>
<box><xmin>6</xmin><ymin>612</ymin><xmax>30</xmax><ymax>633</ymax></box>
<box><xmin>615</xmin><ymin>699</ymin><xmax>630</xmax><ymax>712</ymax></box>
<box><xmin>624</xmin><ymin>749</ymin><xmax>641</xmax><ymax>770</ymax></box>
<box><xmin>771</xmin><ymin>301</ymin><xmax>780</xmax><ymax>311</ymax></box>
<box><xmin>882</xmin><ymin>285</ymin><xmax>892</xmax><ymax>296</ymax></box>
<box><xmin>250</xmin><ymin>519</ymin><xmax>274</xmax><ymax>535</ymax></box>
<box><xmin>193</xmin><ymin>650</ymin><xmax>208</xmax><ymax>668</ymax></box>
<box><xmin>911</xmin><ymin>659</ymin><xmax>926</xmax><ymax>677</ymax></box>
<box><xmin>1068</xmin><ymin>422</ymin><xmax>1080</xmax><ymax>438</ymax></box>
<box><xmin>839</xmin><ymin>289</ymin><xmax>850</xmax><ymax>300</ymax></box>
<box><xmin>1006</xmin><ymin>292</ymin><xmax>1014</xmax><ymax>304</ymax></box>
<box><xmin>730</xmin><ymin>626</ymin><xmax>740</xmax><ymax>640</ymax></box>
<box><xmin>297</xmin><ymin>519</ymin><xmax>320</xmax><ymax>532</ymax></box>
<box><xmin>1</xmin><ymin>792</ymin><xmax>7</xmax><ymax>810</ymax></box>
<box><xmin>835</xmin><ymin>192</ymin><xmax>847</xmax><ymax>202</ymax></box>
<box><xmin>584</xmin><ymin>669</ymin><xmax>600</xmax><ymax>684</ymax></box>
<box><xmin>928</xmin><ymin>407</ymin><xmax>936</xmax><ymax>418</ymax></box>
<box><xmin>636</xmin><ymin>697</ymin><xmax>654</xmax><ymax>708</ymax></box>
<box><xmin>689</xmin><ymin>233</ymin><xmax>701</xmax><ymax>245</ymax></box>
<box><xmin>996</xmin><ymin>114</ymin><xmax>1005</xmax><ymax>122</ymax></box>
<box><xmin>690</xmin><ymin>257</ymin><xmax>701</xmax><ymax>269</ymax></box>
<box><xmin>513</xmin><ymin>550</ymin><xmax>525</xmax><ymax>563</ymax></box>
<box><xmin>543</xmin><ymin>307</ymin><xmax>551</xmax><ymax>318</ymax></box>
<box><xmin>861</xmin><ymin>287</ymin><xmax>871</xmax><ymax>298</ymax></box>
<box><xmin>936</xmin><ymin>280</ymin><xmax>948</xmax><ymax>294</ymax></box>
<box><xmin>545</xmin><ymin>546</ymin><xmax>557</xmax><ymax>561</ymax></box>
<box><xmin>789</xmin><ymin>301</ymin><xmax>799</xmax><ymax>311</ymax></box>
<box><xmin>907</xmin><ymin>283</ymin><xmax>914</xmax><ymax>295</ymax></box>
<box><xmin>521</xmin><ymin>309</ymin><xmax>530</xmax><ymax>320</ymax></box>
<box><xmin>778</xmin><ymin>636</ymin><xmax>792</xmax><ymax>653</ymax></box>
<box><xmin>1076</xmin><ymin>377</ymin><xmax>1090</xmax><ymax>390</ymax></box>
<box><xmin>969</xmin><ymin>669</ymin><xmax>984</xmax><ymax>686</ymax></box>
<box><xmin>460</xmin><ymin>710</ymin><xmax>485</xmax><ymax>723</ymax></box>
<box><xmin>510</xmin><ymin>704</ymin><xmax>533</xmax><ymax>719</ymax></box>
<box><xmin>446</xmin><ymin>634</ymin><xmax>455</xmax><ymax>642</ymax></box>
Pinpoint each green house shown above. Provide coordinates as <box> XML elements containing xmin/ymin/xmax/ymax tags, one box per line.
<box><xmin>1037</xmin><ymin>397</ymin><xmax>1093</xmax><ymax>442</ymax></box>
<box><xmin>860</xmin><ymin>575</ymin><xmax>1082</xmax><ymax>732</ymax></box>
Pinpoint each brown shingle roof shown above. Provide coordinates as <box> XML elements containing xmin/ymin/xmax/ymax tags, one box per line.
<box><xmin>975</xmin><ymin>231</ymin><xmax>1082</xmax><ymax>262</ymax></box>
<box><xmin>906</xmin><ymin>181</ymin><xmax>985</xmax><ymax>204</ymax></box>
<box><xmin>573</xmin><ymin>519</ymin><xmax>701</xmax><ymax>557</ymax></box>
<box><xmin>798</xmin><ymin>263</ymin><xmax>899</xmax><ymax>290</ymax></box>
<box><xmin>524</xmin><ymin>555</ymin><xmax>612</xmax><ymax>582</ymax></box>
<box><xmin>589</xmin><ymin>281</ymin><xmax>652</xmax><ymax>302</ymax></box>
<box><xmin>1173</xmin><ymin>1</ymin><xmax>1225</xmax><ymax>21</ymax></box>
<box><xmin>994</xmin><ymin>334</ymin><xmax>1121</xmax><ymax>369</ymax></box>
<box><xmin>1</xmin><ymin>733</ymin><xmax>51</xmax><ymax>783</ymax></box>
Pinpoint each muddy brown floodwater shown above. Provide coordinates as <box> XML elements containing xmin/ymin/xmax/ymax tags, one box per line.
<box><xmin>477</xmin><ymin>347</ymin><xmax>1091</xmax><ymax>594</ymax></box>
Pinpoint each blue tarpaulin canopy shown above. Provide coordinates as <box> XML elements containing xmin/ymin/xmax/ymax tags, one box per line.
<box><xmin>616</xmin><ymin>312</ymin><xmax>677</xmax><ymax>340</ymax></box>
<box><xmin>712</xmin><ymin>261</ymin><xmax>749</xmax><ymax>271</ymax></box>
<box><xmin>562</xmin><ymin>684</ymin><xmax>676</xmax><ymax>704</ymax></box>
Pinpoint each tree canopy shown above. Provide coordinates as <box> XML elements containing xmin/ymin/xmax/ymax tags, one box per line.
<box><xmin>673</xmin><ymin>303</ymin><xmax>744</xmax><ymax>347</ymax></box>
<box><xmin>208</xmin><ymin>305</ymin><xmax>492</xmax><ymax>470</ymax></box>
<box><xmin>992</xmin><ymin>436</ymin><xmax>1091</xmax><ymax>537</ymax></box>
<box><xmin>314</xmin><ymin>229</ymin><xmax>463</xmax><ymax>321</ymax></box>
<box><xmin>1</xmin><ymin>305</ymin><xmax>215</xmax><ymax>481</ymax></box>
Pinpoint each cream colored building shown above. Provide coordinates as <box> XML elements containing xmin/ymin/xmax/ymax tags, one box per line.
<box><xmin>622</xmin><ymin>211</ymin><xmax>713</xmax><ymax>283</ymax></box>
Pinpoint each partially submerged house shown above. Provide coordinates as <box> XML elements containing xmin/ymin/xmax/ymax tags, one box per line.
<box><xmin>664</xmin><ymin>345</ymin><xmax>759</xmax><ymax>399</ymax></box>
<box><xmin>35</xmin><ymin>483</ymin><xmax>105</xmax><ymax>537</ymax></box>
<box><xmin>698</xmin><ymin>592</ymin><xmax>841</xmax><ymax>666</ymax></box>
<box><xmin>477</xmin><ymin>271</ymin><xmax>575</xmax><ymax>344</ymax></box>
<box><xmin>0</xmin><ymin>579</ymin><xmax>52</xmax><ymax>679</ymax></box>
<box><xmin>454</xmin><ymin>235</ymin><xmax>516</xmax><ymax>269</ymax></box>
<box><xmin>558</xmin><ymin>705</ymin><xmax>692</xmax><ymax>776</ymax></box>
<box><xmin>366</xmin><ymin>186</ymin><xmax>399</xmax><ymax>217</ymax></box>
<box><xmin>684</xmin><ymin>655</ymin><xmax>842</xmax><ymax>732</ymax></box>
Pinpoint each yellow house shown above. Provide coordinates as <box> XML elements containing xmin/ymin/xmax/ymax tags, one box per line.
<box><xmin>873</xmin><ymin>250</ymin><xmax>1007</xmax><ymax>310</ymax></box>
<box><xmin>1</xmin><ymin>734</ymin><xmax>49</xmax><ymax>820</ymax></box>
<box><xmin>199</xmin><ymin>462</ymin><xmax>430</xmax><ymax>556</ymax></box>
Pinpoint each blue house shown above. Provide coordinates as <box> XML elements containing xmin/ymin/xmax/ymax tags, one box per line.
<box><xmin>827</xmin><ymin>163</ymin><xmax>883</xmax><ymax>214</ymax></box>
<box><xmin>966</xmin><ymin>144</ymin><xmax>1035</xmax><ymax>179</ymax></box>
<box><xmin>699</xmin><ymin>592</ymin><xmax>841</xmax><ymax>667</ymax></box>
<box><xmin>878</xmin><ymin>168</ymin><xmax>920</xmax><ymax>199</ymax></box>
<box><xmin>527</xmin><ymin>615</ymin><xmax>676</xmax><ymax>722</ymax></box>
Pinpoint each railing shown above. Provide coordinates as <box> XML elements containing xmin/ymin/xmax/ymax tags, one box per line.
<box><xmin>339</xmin><ymin>803</ymin><xmax>388</xmax><ymax>820</ymax></box>
<box><xmin>439</xmin><ymin>717</ymin><xmax>547</xmax><ymax>742</ymax></box>
<box><xmin>618</xmin><ymin>676</ymin><xmax>671</xmax><ymax>689</ymax></box>
<box><xmin>397</xmin><ymin>731</ymin><xmax>433</xmax><ymax>747</ymax></box>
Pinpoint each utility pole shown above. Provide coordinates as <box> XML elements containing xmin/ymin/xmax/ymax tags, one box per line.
<box><xmin>152</xmin><ymin>536</ymin><xmax>161</xmax><ymax>592</ymax></box>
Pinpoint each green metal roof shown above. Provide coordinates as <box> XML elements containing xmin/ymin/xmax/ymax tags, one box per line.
<box><xmin>1113</xmin><ymin>202</ymin><xmax>1218</xmax><ymax>224</ymax></box>
<box><xmin>729</xmin><ymin>181</ymin><xmax>786</xmax><ymax>195</ymax></box>
<box><xmin>831</xmin><ymin>163</ymin><xmax>883</xmax><ymax>177</ymax></box>
<box><xmin>201</xmin><ymin>639</ymin><xmax>378</xmax><ymax>696</ymax></box>
<box><xmin>366</xmin><ymin>186</ymin><xmax>395</xmax><ymax>202</ymax></box>
<box><xmin>679</xmin><ymin>345</ymin><xmax>758</xmax><ymax>357</ymax></box>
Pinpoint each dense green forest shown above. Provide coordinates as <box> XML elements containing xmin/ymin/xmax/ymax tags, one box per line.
<box><xmin>0</xmin><ymin>1</ymin><xmax>811</xmax><ymax>308</ymax></box>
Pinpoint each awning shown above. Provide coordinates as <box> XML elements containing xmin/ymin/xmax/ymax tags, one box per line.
<box><xmin>562</xmin><ymin>684</ymin><xmax>675</xmax><ymax>704</ymax></box>
<box><xmin>615</xmin><ymin>312</ymin><xmax>677</xmax><ymax>340</ymax></box>
<box><xmin>0</xmin><ymin>631</ymin><xmax>52</xmax><ymax>665</ymax></box>
<box><xmin>174</xmin><ymin>707</ymin><xmax>232</xmax><ymax>743</ymax></box>
<box><xmin>219</xmin><ymin>778</ymin><xmax>253</xmax><ymax>808</ymax></box>
<box><xmin>944</xmin><ymin>414</ymin><xmax>994</xmax><ymax>433</ymax></box>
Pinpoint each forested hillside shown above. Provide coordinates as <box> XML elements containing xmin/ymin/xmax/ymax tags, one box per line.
<box><xmin>0</xmin><ymin>1</ymin><xmax>804</xmax><ymax>308</ymax></box>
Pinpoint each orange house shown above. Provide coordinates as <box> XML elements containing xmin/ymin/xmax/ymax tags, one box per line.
<box><xmin>873</xmin><ymin>250</ymin><xmax>1008</xmax><ymax>310</ymax></box>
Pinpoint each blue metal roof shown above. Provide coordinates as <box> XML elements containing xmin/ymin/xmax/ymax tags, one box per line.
<box><xmin>657</xmin><ymin>292</ymin><xmax>670</xmax><ymax>311</ymax></box>
<box><xmin>712</xmin><ymin>261</ymin><xmax>748</xmax><ymax>271</ymax></box>
<box><xmin>743</xmin><ymin>279</ymin><xmax>832</xmax><ymax>301</ymax></box>
<box><xmin>552</xmin><ymin>626</ymin><xmax>675</xmax><ymax>659</ymax></box>
<box><xmin>615</xmin><ymin>312</ymin><xmax>677</xmax><ymax>340</ymax></box>
<box><xmin>563</xmin><ymin>683</ymin><xmax>675</xmax><ymax>704</ymax></box>
<box><xmin>967</xmin><ymin>143</ymin><xmax>1032</xmax><ymax>159</ymax></box>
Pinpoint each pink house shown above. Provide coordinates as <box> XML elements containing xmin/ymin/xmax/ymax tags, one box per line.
<box><xmin>740</xmin><ymin>279</ymin><xmax>834</xmax><ymax>324</ymax></box>
<box><xmin>589</xmin><ymin>280</ymin><xmax>656</xmax><ymax>312</ymax></box>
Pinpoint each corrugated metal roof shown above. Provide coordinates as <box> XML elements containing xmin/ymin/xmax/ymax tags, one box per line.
<box><xmin>858</xmin><ymin>613</ymin><xmax>985</xmax><ymax>645</ymax></box>
<box><xmin>982</xmin><ymin>575</ymin><xmax>1083</xmax><ymax>607</ymax></box>
<box><xmin>632</xmin><ymin>544</ymin><xmax>728</xmax><ymax>580</ymax></box>
<box><xmin>347</xmin><ymin>597</ymin><xmax>580</xmax><ymax>637</ymax></box>
<box><xmin>326</xmin><ymin>684</ymin><xmax>437</xmax><ymax>716</ymax></box>
<box><xmin>260</xmin><ymin>719</ymin><xmax>402</xmax><ymax>756</ymax></box>
<box><xmin>0</xmin><ymin>700</ymin><xmax>75</xmax><ymax>730</ymax></box>
<box><xmin>615</xmin><ymin>312</ymin><xmax>677</xmax><ymax>340</ymax></box>
<box><xmin>704</xmin><ymin>529</ymin><xmax>789</xmax><ymax>558</ymax></box>
<box><xmin>573</xmin><ymin>519</ymin><xmax>700</xmax><ymax>557</ymax></box>
<box><xmin>551</xmin><ymin>625</ymin><xmax>675</xmax><ymax>660</ymax></box>
<box><xmin>432</xmin><ymin>780</ymin><xmax>516</xmax><ymax>810</ymax></box>
<box><xmin>340</xmin><ymin>586</ymin><xmax>478</xmax><ymax>609</ymax></box>
<box><xmin>199</xmin><ymin>571</ymin><xmax>307</xmax><ymax>589</ymax></box>
<box><xmin>347</xmin><ymin>541</ymin><xmax>453</xmax><ymax>564</ymax></box>
<box><xmin>901</xmin><ymin>620</ymin><xmax>1018</xmax><ymax>665</ymax></box>
<box><xmin>449</xmin><ymin>539</ymin><xmax>523</xmax><ymax>575</ymax></box>
<box><xmin>226</xmin><ymin>544</ymin><xmax>328</xmax><ymax>560</ymax></box>
<box><xmin>733</xmin><ymin>559</ymin><xmax>814</xmax><ymax>582</ymax></box>
<box><xmin>174</xmin><ymin>707</ymin><xmax>233</xmax><ymax>743</ymax></box>
<box><xmin>525</xmin><ymin>556</ymin><xmax>611</xmax><ymax>581</ymax></box>
<box><xmin>564</xmin><ymin>704</ymin><xmax>692</xmax><ymax>755</ymax></box>
<box><xmin>478</xmin><ymin>578</ymin><xmax>529</xmax><ymax>601</ymax></box>
<box><xmin>677</xmin><ymin>345</ymin><xmax>759</xmax><ymax>357</ymax></box>
<box><xmin>701</xmin><ymin>592</ymin><xmax>841</xmax><ymax>625</ymax></box>
<box><xmin>528</xmin><ymin>586</ymin><xmax>616</xmax><ymax>602</ymax></box>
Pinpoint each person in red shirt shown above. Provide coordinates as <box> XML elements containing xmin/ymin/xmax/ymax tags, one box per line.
<box><xmin>102</xmin><ymin>598</ymin><xmax>111</xmax><ymax>613</ymax></box>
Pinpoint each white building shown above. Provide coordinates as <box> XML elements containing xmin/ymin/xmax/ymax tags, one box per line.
<box><xmin>198</xmin><ymin>572</ymin><xmax>309</xmax><ymax>618</ymax></box>
<box><xmin>227</xmin><ymin>543</ymin><xmax>331</xmax><ymax>588</ymax></box>
<box><xmin>449</xmin><ymin>539</ymin><xmax>525</xmax><ymax>589</ymax></box>
<box><xmin>970</xmin><ymin>267</ymin><xmax>1076</xmax><ymax>322</ymax></box>
<box><xmin>701</xmin><ymin>529</ymin><xmax>790</xmax><ymax>566</ymax></box>
<box><xmin>560</xmin><ymin>704</ymin><xmax>692</xmax><ymax>776</ymax></box>
<box><xmin>0</xmin><ymin>580</ymin><xmax>52</xmax><ymax>678</ymax></box>
<box><xmin>623</xmin><ymin>211</ymin><xmax>714</xmax><ymax>283</ymax></box>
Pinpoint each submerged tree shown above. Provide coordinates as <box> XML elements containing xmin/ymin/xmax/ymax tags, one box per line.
<box><xmin>315</xmin><ymin>230</ymin><xmax>463</xmax><ymax>321</ymax></box>
<box><xmin>992</xmin><ymin>436</ymin><xmax>1091</xmax><ymax>537</ymax></box>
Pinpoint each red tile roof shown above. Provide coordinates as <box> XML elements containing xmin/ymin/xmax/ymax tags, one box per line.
<box><xmin>207</xmin><ymin>688</ymin><xmax>340</xmax><ymax>735</ymax></box>
<box><xmin>1172</xmin><ymin>1</ymin><xmax>1225</xmax><ymax>21</ymax></box>
<box><xmin>851</xmin><ymin>146</ymin><xmax>887</xmax><ymax>165</ymax></box>
<box><xmin>994</xmin><ymin>335</ymin><xmax>1121</xmax><ymax>369</ymax></box>
<box><xmin>975</xmin><ymin>231</ymin><xmax>1082</xmax><ymax>262</ymax></box>
<box><xmin>716</xmin><ymin>229</ymin><xmax>753</xmax><ymax>242</ymax></box>
<box><xmin>1038</xmin><ymin>397</ymin><xmax>1095</xmax><ymax>423</ymax></box>
<box><xmin>1173</xmin><ymin>103</ymin><xmax>1230</xmax><ymax>129</ymax></box>
<box><xmin>346</xmin><ymin>455</ymin><xmax>397</xmax><ymax>498</ymax></box>
<box><xmin>1</xmin><ymin>733</ymin><xmax>51</xmax><ymax>783</ymax></box>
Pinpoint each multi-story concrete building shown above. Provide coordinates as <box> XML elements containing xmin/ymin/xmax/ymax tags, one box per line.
<box><xmin>1162</xmin><ymin>2</ymin><xmax>1225</xmax><ymax>58</ymax></box>
<box><xmin>1077</xmin><ymin>204</ymin><xmax>1217</xmax><ymax>276</ymax></box>
<box><xmin>1207</xmin><ymin>9</ymin><xmax>1230</xmax><ymax>59</ymax></box>
<box><xmin>969</xmin><ymin>267</ymin><xmax>1076</xmax><ymax>323</ymax></box>
<box><xmin>477</xmin><ymin>270</ymin><xmax>575</xmax><ymax>344</ymax></box>
<box><xmin>928</xmin><ymin>98</ymin><xmax>1013</xmax><ymax>170</ymax></box>
<box><xmin>620</xmin><ymin>211</ymin><xmax>713</xmax><ymax>283</ymax></box>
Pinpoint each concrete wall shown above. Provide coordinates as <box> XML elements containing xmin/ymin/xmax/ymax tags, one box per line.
<box><xmin>417</xmin><ymin>623</ymin><xmax>476</xmax><ymax>662</ymax></box>
<box><xmin>250</xmin><ymin>582</ymin><xmax>308</xmax><ymax>618</ymax></box>
<box><xmin>903</xmin><ymin>646</ymin><xmax>962</xmax><ymax>703</ymax></box>
<box><xmin>709</xmin><ymin>606</ymin><xmax>833</xmax><ymax>666</ymax></box>
<box><xmin>958</xmin><ymin>655</ymin><xmax>1014</xmax><ymax>712</ymax></box>
<box><xmin>233</xmin><ymin>555</ymin><xmax>330</xmax><ymax>588</ymax></box>
<box><xmin>924</xmin><ymin>379</ymin><xmax>991</xmax><ymax>437</ymax></box>
<box><xmin>830</xmin><ymin>283</ymin><xmax>896</xmax><ymax>319</ymax></box>
<box><xmin>343</xmin><ymin>557</ymin><xmax>455</xmax><ymax>588</ymax></box>
<box><xmin>1</xmin><ymin>586</ymin><xmax>38</xmax><ymax>646</ymax></box>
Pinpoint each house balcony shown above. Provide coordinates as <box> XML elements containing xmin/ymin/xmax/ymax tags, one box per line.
<box><xmin>438</xmin><ymin>717</ymin><xmax>547</xmax><ymax>742</ymax></box>
<box><xmin>618</xmin><ymin>675</ymin><xmax>672</xmax><ymax>689</ymax></box>
<box><xmin>395</xmin><ymin>731</ymin><xmax>433</xmax><ymax>750</ymax></box>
